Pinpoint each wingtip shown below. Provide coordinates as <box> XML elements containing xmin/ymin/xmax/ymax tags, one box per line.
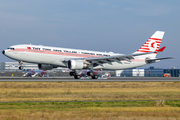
<box><xmin>169</xmin><ymin>57</ymin><xmax>176</xmax><ymax>59</ymax></box>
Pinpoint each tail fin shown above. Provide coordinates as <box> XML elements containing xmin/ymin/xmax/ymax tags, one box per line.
<box><xmin>134</xmin><ymin>31</ymin><xmax>165</xmax><ymax>58</ymax></box>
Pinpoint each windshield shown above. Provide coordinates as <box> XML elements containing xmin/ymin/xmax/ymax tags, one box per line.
<box><xmin>7</xmin><ymin>48</ymin><xmax>15</xmax><ymax>50</ymax></box>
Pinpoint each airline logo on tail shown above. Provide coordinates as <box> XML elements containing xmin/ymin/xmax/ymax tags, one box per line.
<box><xmin>137</xmin><ymin>31</ymin><xmax>164</xmax><ymax>53</ymax></box>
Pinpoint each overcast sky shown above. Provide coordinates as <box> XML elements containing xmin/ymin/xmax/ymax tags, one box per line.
<box><xmin>0</xmin><ymin>0</ymin><xmax>179</xmax><ymax>68</ymax></box>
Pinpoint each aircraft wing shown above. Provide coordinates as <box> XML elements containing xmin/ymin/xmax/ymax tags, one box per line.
<box><xmin>64</xmin><ymin>47</ymin><xmax>166</xmax><ymax>67</ymax></box>
<box><xmin>84</xmin><ymin>51</ymin><xmax>157</xmax><ymax>67</ymax></box>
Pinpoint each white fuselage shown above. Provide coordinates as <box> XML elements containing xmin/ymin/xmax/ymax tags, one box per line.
<box><xmin>3</xmin><ymin>44</ymin><xmax>148</xmax><ymax>70</ymax></box>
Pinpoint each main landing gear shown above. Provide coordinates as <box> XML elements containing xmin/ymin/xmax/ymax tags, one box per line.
<box><xmin>69</xmin><ymin>71</ymin><xmax>81</xmax><ymax>79</ymax></box>
<box><xmin>87</xmin><ymin>71</ymin><xmax>98</xmax><ymax>79</ymax></box>
<box><xmin>87</xmin><ymin>62</ymin><xmax>98</xmax><ymax>79</ymax></box>
<box><xmin>69</xmin><ymin>71</ymin><xmax>98</xmax><ymax>79</ymax></box>
<box><xmin>92</xmin><ymin>75</ymin><xmax>98</xmax><ymax>79</ymax></box>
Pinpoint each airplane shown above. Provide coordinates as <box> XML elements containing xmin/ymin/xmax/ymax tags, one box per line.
<box><xmin>2</xmin><ymin>31</ymin><xmax>173</xmax><ymax>79</ymax></box>
<box><xmin>22</xmin><ymin>69</ymin><xmax>48</xmax><ymax>77</ymax></box>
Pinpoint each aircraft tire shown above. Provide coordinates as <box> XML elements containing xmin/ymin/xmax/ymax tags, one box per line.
<box><xmin>87</xmin><ymin>72</ymin><xmax>94</xmax><ymax>76</ymax></box>
<box><xmin>74</xmin><ymin>75</ymin><xmax>81</xmax><ymax>79</ymax></box>
<box><xmin>69</xmin><ymin>72</ymin><xmax>73</xmax><ymax>76</ymax></box>
<box><xmin>92</xmin><ymin>75</ymin><xmax>98</xmax><ymax>79</ymax></box>
<box><xmin>70</xmin><ymin>72</ymin><xmax>76</xmax><ymax>76</ymax></box>
<box><xmin>19</xmin><ymin>66</ymin><xmax>23</xmax><ymax>70</ymax></box>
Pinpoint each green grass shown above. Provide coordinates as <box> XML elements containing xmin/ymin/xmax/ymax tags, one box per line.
<box><xmin>166</xmin><ymin>101</ymin><xmax>180</xmax><ymax>107</ymax></box>
<box><xmin>0</xmin><ymin>82</ymin><xmax>180</xmax><ymax>119</ymax></box>
<box><xmin>0</xmin><ymin>101</ymin><xmax>180</xmax><ymax>119</ymax></box>
<box><xmin>0</xmin><ymin>100</ymin><xmax>180</xmax><ymax>110</ymax></box>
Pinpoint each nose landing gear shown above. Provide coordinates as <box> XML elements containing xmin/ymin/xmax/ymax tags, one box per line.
<box><xmin>18</xmin><ymin>61</ymin><xmax>23</xmax><ymax>70</ymax></box>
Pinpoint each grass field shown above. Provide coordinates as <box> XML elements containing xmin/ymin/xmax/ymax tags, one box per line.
<box><xmin>0</xmin><ymin>81</ymin><xmax>180</xmax><ymax>120</ymax></box>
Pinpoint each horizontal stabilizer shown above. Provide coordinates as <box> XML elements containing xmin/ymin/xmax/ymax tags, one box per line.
<box><xmin>156</xmin><ymin>46</ymin><xmax>166</xmax><ymax>52</ymax></box>
<box><xmin>146</xmin><ymin>57</ymin><xmax>174</xmax><ymax>64</ymax></box>
<box><xmin>152</xmin><ymin>57</ymin><xmax>174</xmax><ymax>61</ymax></box>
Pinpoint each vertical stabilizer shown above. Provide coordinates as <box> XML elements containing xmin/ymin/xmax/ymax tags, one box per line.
<box><xmin>134</xmin><ymin>31</ymin><xmax>165</xmax><ymax>58</ymax></box>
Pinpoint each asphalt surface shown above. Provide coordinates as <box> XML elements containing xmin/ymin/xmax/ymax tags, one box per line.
<box><xmin>0</xmin><ymin>77</ymin><xmax>179</xmax><ymax>82</ymax></box>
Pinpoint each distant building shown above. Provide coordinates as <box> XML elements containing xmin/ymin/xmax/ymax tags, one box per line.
<box><xmin>163</xmin><ymin>69</ymin><xmax>180</xmax><ymax>77</ymax></box>
<box><xmin>115</xmin><ymin>67</ymin><xmax>180</xmax><ymax>77</ymax></box>
<box><xmin>0</xmin><ymin>62</ymin><xmax>68</xmax><ymax>72</ymax></box>
<box><xmin>0</xmin><ymin>62</ymin><xmax>38</xmax><ymax>71</ymax></box>
<box><xmin>1</xmin><ymin>62</ymin><xmax>180</xmax><ymax>77</ymax></box>
<box><xmin>144</xmin><ymin>66</ymin><xmax>164</xmax><ymax>77</ymax></box>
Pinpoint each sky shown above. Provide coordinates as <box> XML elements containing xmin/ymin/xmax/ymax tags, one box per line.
<box><xmin>0</xmin><ymin>0</ymin><xmax>179</xmax><ymax>68</ymax></box>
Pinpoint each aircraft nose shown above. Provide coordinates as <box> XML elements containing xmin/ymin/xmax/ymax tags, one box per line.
<box><xmin>2</xmin><ymin>50</ymin><xmax>5</xmax><ymax>55</ymax></box>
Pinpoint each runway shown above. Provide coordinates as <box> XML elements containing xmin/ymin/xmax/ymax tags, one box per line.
<box><xmin>0</xmin><ymin>77</ymin><xmax>179</xmax><ymax>82</ymax></box>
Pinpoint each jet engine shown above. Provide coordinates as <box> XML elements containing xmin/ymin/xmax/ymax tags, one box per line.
<box><xmin>38</xmin><ymin>64</ymin><xmax>56</xmax><ymax>70</ymax></box>
<box><xmin>68</xmin><ymin>60</ymin><xmax>88</xmax><ymax>69</ymax></box>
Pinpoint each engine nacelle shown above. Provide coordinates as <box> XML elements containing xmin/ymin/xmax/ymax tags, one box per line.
<box><xmin>68</xmin><ymin>60</ymin><xmax>87</xmax><ymax>69</ymax></box>
<box><xmin>38</xmin><ymin>64</ymin><xmax>55</xmax><ymax>70</ymax></box>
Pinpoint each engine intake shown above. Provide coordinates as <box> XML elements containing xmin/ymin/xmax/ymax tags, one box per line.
<box><xmin>68</xmin><ymin>60</ymin><xmax>88</xmax><ymax>69</ymax></box>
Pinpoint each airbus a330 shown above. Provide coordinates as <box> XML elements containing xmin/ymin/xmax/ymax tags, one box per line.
<box><xmin>2</xmin><ymin>31</ymin><xmax>173</xmax><ymax>79</ymax></box>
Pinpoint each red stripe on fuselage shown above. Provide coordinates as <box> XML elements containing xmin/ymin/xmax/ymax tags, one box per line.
<box><xmin>8</xmin><ymin>48</ymin><xmax>103</xmax><ymax>58</ymax></box>
<box><xmin>7</xmin><ymin>48</ymin><xmax>146</xmax><ymax>62</ymax></box>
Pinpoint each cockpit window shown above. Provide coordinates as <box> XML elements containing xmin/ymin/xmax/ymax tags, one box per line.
<box><xmin>7</xmin><ymin>48</ymin><xmax>15</xmax><ymax>50</ymax></box>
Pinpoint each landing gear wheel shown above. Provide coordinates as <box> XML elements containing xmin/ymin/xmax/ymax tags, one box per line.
<box><xmin>19</xmin><ymin>66</ymin><xmax>23</xmax><ymax>70</ymax></box>
<box><xmin>74</xmin><ymin>75</ymin><xmax>81</xmax><ymax>79</ymax></box>
<box><xmin>70</xmin><ymin>72</ymin><xmax>76</xmax><ymax>76</ymax></box>
<box><xmin>87</xmin><ymin>72</ymin><xmax>94</xmax><ymax>76</ymax></box>
<box><xmin>92</xmin><ymin>75</ymin><xmax>98</xmax><ymax>79</ymax></box>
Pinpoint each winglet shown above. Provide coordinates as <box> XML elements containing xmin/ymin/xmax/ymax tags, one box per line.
<box><xmin>156</xmin><ymin>46</ymin><xmax>166</xmax><ymax>52</ymax></box>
